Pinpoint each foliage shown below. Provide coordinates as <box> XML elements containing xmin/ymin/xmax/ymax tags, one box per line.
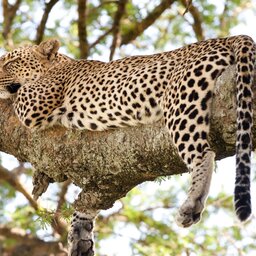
<box><xmin>96</xmin><ymin>178</ymin><xmax>256</xmax><ymax>256</ymax></box>
<box><xmin>0</xmin><ymin>0</ymin><xmax>256</xmax><ymax>255</ymax></box>
<box><xmin>1</xmin><ymin>0</ymin><xmax>255</xmax><ymax>58</ymax></box>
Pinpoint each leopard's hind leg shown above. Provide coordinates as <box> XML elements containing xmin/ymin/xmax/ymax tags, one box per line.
<box><xmin>175</xmin><ymin>148</ymin><xmax>215</xmax><ymax>227</ymax></box>
<box><xmin>168</xmin><ymin>112</ymin><xmax>215</xmax><ymax>227</ymax></box>
<box><xmin>163</xmin><ymin>73</ymin><xmax>218</xmax><ymax>227</ymax></box>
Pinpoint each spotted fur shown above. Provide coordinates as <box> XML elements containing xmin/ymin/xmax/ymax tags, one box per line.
<box><xmin>0</xmin><ymin>35</ymin><xmax>255</xmax><ymax>255</ymax></box>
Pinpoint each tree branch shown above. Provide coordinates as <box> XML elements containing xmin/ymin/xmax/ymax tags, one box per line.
<box><xmin>2</xmin><ymin>0</ymin><xmax>22</xmax><ymax>48</ymax></box>
<box><xmin>182</xmin><ymin>0</ymin><xmax>193</xmax><ymax>15</ymax></box>
<box><xmin>51</xmin><ymin>180</ymin><xmax>71</xmax><ymax>236</ymax></box>
<box><xmin>121</xmin><ymin>0</ymin><xmax>175</xmax><ymax>45</ymax></box>
<box><xmin>180</xmin><ymin>0</ymin><xmax>204</xmax><ymax>41</ymax></box>
<box><xmin>0</xmin><ymin>67</ymin><xmax>255</xmax><ymax>214</ymax></box>
<box><xmin>0</xmin><ymin>225</ymin><xmax>67</xmax><ymax>256</ymax></box>
<box><xmin>89</xmin><ymin>27</ymin><xmax>114</xmax><ymax>50</ymax></box>
<box><xmin>34</xmin><ymin>0</ymin><xmax>60</xmax><ymax>44</ymax></box>
<box><xmin>77</xmin><ymin>0</ymin><xmax>89</xmax><ymax>59</ymax></box>
<box><xmin>109</xmin><ymin>0</ymin><xmax>128</xmax><ymax>60</ymax></box>
<box><xmin>0</xmin><ymin>164</ymin><xmax>69</xmax><ymax>238</ymax></box>
<box><xmin>0</xmin><ymin>165</ymin><xmax>38</xmax><ymax>210</ymax></box>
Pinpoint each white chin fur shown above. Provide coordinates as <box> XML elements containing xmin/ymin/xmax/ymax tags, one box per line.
<box><xmin>0</xmin><ymin>91</ymin><xmax>15</xmax><ymax>99</ymax></box>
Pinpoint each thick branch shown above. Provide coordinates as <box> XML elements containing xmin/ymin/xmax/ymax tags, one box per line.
<box><xmin>0</xmin><ymin>67</ymin><xmax>255</xmax><ymax>213</ymax></box>
<box><xmin>121</xmin><ymin>0</ymin><xmax>175</xmax><ymax>45</ymax></box>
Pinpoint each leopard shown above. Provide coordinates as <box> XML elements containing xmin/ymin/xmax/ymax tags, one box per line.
<box><xmin>0</xmin><ymin>35</ymin><xmax>255</xmax><ymax>256</ymax></box>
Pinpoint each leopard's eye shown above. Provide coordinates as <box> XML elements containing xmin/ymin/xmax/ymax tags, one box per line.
<box><xmin>3</xmin><ymin>56</ymin><xmax>21</xmax><ymax>72</ymax></box>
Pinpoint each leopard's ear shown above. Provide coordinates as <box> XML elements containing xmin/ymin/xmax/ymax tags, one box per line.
<box><xmin>33</xmin><ymin>39</ymin><xmax>60</xmax><ymax>61</ymax></box>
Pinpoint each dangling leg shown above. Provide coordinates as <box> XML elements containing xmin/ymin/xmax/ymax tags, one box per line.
<box><xmin>164</xmin><ymin>107</ymin><xmax>216</xmax><ymax>227</ymax></box>
<box><xmin>68</xmin><ymin>210</ymin><xmax>98</xmax><ymax>256</ymax></box>
<box><xmin>164</xmin><ymin>112</ymin><xmax>216</xmax><ymax>227</ymax></box>
<box><xmin>163</xmin><ymin>66</ymin><xmax>220</xmax><ymax>227</ymax></box>
<box><xmin>175</xmin><ymin>148</ymin><xmax>215</xmax><ymax>227</ymax></box>
<box><xmin>163</xmin><ymin>85</ymin><xmax>216</xmax><ymax>227</ymax></box>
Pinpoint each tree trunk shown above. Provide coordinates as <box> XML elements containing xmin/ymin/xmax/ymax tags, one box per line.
<box><xmin>0</xmin><ymin>66</ymin><xmax>255</xmax><ymax>212</ymax></box>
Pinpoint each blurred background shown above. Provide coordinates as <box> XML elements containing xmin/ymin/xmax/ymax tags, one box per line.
<box><xmin>0</xmin><ymin>0</ymin><xmax>256</xmax><ymax>255</ymax></box>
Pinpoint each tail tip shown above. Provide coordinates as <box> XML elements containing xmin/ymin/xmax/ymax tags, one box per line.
<box><xmin>236</xmin><ymin>206</ymin><xmax>251</xmax><ymax>222</ymax></box>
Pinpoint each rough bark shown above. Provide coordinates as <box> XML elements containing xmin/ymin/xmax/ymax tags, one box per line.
<box><xmin>0</xmin><ymin>66</ymin><xmax>255</xmax><ymax>213</ymax></box>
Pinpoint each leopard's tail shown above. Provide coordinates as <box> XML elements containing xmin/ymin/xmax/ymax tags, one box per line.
<box><xmin>231</xmin><ymin>35</ymin><xmax>255</xmax><ymax>221</ymax></box>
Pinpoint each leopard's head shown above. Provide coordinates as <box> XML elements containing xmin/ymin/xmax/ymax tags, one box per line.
<box><xmin>0</xmin><ymin>39</ymin><xmax>61</xmax><ymax>99</ymax></box>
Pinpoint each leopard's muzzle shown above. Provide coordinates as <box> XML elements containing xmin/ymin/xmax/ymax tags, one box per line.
<box><xmin>6</xmin><ymin>83</ymin><xmax>21</xmax><ymax>94</ymax></box>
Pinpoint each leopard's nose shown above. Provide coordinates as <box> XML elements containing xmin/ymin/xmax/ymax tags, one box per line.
<box><xmin>6</xmin><ymin>83</ymin><xmax>21</xmax><ymax>94</ymax></box>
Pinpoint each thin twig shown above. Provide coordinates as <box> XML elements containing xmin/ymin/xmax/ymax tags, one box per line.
<box><xmin>182</xmin><ymin>0</ymin><xmax>192</xmax><ymax>15</ymax></box>
<box><xmin>89</xmin><ymin>27</ymin><xmax>114</xmax><ymax>50</ymax></box>
<box><xmin>51</xmin><ymin>180</ymin><xmax>71</xmax><ymax>236</ymax></box>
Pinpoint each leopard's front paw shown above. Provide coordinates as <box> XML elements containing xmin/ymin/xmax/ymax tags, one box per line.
<box><xmin>68</xmin><ymin>212</ymin><xmax>95</xmax><ymax>256</ymax></box>
<box><xmin>175</xmin><ymin>197</ymin><xmax>204</xmax><ymax>228</ymax></box>
<box><xmin>69</xmin><ymin>239</ymin><xmax>94</xmax><ymax>256</ymax></box>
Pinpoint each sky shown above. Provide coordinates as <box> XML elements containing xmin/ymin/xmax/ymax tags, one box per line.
<box><xmin>1</xmin><ymin>1</ymin><xmax>256</xmax><ymax>255</ymax></box>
